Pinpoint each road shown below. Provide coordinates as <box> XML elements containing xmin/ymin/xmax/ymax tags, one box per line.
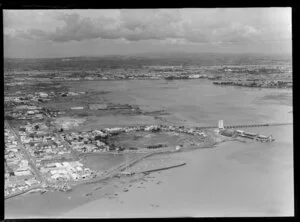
<box><xmin>58</xmin><ymin>134</ymin><xmax>81</xmax><ymax>159</ymax></box>
<box><xmin>49</xmin><ymin>121</ymin><xmax>81</xmax><ymax>159</ymax></box>
<box><xmin>5</xmin><ymin>120</ymin><xmax>47</xmax><ymax>185</ymax></box>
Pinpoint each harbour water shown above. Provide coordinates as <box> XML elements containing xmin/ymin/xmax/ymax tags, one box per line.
<box><xmin>65</xmin><ymin>79</ymin><xmax>292</xmax><ymax>127</ymax></box>
<box><xmin>64</xmin><ymin>79</ymin><xmax>294</xmax><ymax>217</ymax></box>
<box><xmin>63</xmin><ymin>126</ymin><xmax>293</xmax><ymax>217</ymax></box>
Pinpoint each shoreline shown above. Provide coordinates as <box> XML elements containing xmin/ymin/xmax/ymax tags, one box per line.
<box><xmin>4</xmin><ymin>125</ymin><xmax>273</xmax><ymax>201</ymax></box>
<box><xmin>62</xmin><ymin>125</ymin><xmax>293</xmax><ymax>217</ymax></box>
<box><xmin>5</xmin><ymin>125</ymin><xmax>293</xmax><ymax>218</ymax></box>
<box><xmin>5</xmin><ymin>121</ymin><xmax>291</xmax><ymax>201</ymax></box>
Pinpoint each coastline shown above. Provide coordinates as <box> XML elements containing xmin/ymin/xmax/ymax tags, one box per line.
<box><xmin>5</xmin><ymin>125</ymin><xmax>293</xmax><ymax>218</ymax></box>
<box><xmin>62</xmin><ymin>125</ymin><xmax>293</xmax><ymax>218</ymax></box>
<box><xmin>5</xmin><ymin>78</ymin><xmax>293</xmax><ymax>218</ymax></box>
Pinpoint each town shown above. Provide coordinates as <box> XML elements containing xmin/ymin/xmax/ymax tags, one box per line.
<box><xmin>4</xmin><ymin>64</ymin><xmax>292</xmax><ymax>89</ymax></box>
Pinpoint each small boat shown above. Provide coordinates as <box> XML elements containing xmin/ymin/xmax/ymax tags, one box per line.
<box><xmin>119</xmin><ymin>171</ymin><xmax>134</xmax><ymax>176</ymax></box>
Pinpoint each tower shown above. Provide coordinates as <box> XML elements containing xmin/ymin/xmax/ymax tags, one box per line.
<box><xmin>218</xmin><ymin>120</ymin><xmax>224</xmax><ymax>129</ymax></box>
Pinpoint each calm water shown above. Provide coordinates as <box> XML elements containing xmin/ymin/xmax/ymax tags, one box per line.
<box><xmin>66</xmin><ymin>79</ymin><xmax>292</xmax><ymax>127</ymax></box>
<box><xmin>63</xmin><ymin>79</ymin><xmax>293</xmax><ymax>217</ymax></box>
<box><xmin>65</xmin><ymin>127</ymin><xmax>293</xmax><ymax>217</ymax></box>
<box><xmin>6</xmin><ymin>79</ymin><xmax>293</xmax><ymax>217</ymax></box>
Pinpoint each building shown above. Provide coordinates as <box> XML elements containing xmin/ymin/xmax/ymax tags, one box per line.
<box><xmin>218</xmin><ymin>120</ymin><xmax>224</xmax><ymax>130</ymax></box>
<box><xmin>14</xmin><ymin>170</ymin><xmax>31</xmax><ymax>176</ymax></box>
<box><xmin>39</xmin><ymin>92</ymin><xmax>48</xmax><ymax>98</ymax></box>
<box><xmin>70</xmin><ymin>107</ymin><xmax>84</xmax><ymax>110</ymax></box>
<box><xmin>235</xmin><ymin>130</ymin><xmax>245</xmax><ymax>135</ymax></box>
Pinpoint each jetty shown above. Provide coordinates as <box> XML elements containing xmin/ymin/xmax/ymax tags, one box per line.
<box><xmin>196</xmin><ymin>122</ymin><xmax>292</xmax><ymax>130</ymax></box>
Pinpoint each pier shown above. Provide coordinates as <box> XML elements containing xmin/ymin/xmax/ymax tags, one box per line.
<box><xmin>196</xmin><ymin>122</ymin><xmax>293</xmax><ymax>130</ymax></box>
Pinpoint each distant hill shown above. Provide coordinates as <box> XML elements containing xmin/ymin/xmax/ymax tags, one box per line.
<box><xmin>4</xmin><ymin>52</ymin><xmax>292</xmax><ymax>71</ymax></box>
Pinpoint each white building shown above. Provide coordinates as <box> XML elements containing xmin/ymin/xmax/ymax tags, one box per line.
<box><xmin>14</xmin><ymin>170</ymin><xmax>31</xmax><ymax>176</ymax></box>
<box><xmin>55</xmin><ymin>162</ymin><xmax>63</xmax><ymax>168</ymax></box>
<box><xmin>50</xmin><ymin>169</ymin><xmax>68</xmax><ymax>175</ymax></box>
<box><xmin>39</xmin><ymin>92</ymin><xmax>48</xmax><ymax>97</ymax></box>
<box><xmin>218</xmin><ymin>120</ymin><xmax>224</xmax><ymax>129</ymax></box>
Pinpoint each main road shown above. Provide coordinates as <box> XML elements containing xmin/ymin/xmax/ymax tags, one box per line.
<box><xmin>5</xmin><ymin>120</ymin><xmax>47</xmax><ymax>185</ymax></box>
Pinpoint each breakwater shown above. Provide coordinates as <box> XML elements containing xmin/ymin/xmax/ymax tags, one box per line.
<box><xmin>74</xmin><ymin>152</ymin><xmax>157</xmax><ymax>187</ymax></box>
<box><xmin>135</xmin><ymin>162</ymin><xmax>186</xmax><ymax>174</ymax></box>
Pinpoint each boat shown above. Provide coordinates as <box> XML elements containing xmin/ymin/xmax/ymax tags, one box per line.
<box><xmin>119</xmin><ymin>171</ymin><xmax>134</xmax><ymax>176</ymax></box>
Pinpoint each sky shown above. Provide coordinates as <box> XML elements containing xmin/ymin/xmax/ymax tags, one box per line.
<box><xmin>4</xmin><ymin>8</ymin><xmax>292</xmax><ymax>58</ymax></box>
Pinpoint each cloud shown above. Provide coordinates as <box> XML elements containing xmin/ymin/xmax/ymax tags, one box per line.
<box><xmin>4</xmin><ymin>8</ymin><xmax>292</xmax><ymax>46</ymax></box>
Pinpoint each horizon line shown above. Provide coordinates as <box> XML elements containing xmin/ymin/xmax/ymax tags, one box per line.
<box><xmin>4</xmin><ymin>51</ymin><xmax>292</xmax><ymax>60</ymax></box>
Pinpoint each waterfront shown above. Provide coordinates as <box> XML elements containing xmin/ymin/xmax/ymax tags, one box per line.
<box><xmin>63</xmin><ymin>125</ymin><xmax>293</xmax><ymax>217</ymax></box>
<box><xmin>5</xmin><ymin>79</ymin><xmax>293</xmax><ymax>217</ymax></box>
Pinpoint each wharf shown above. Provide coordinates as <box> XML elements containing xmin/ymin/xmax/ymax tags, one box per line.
<box><xmin>236</xmin><ymin>130</ymin><xmax>275</xmax><ymax>142</ymax></box>
<box><xmin>196</xmin><ymin>122</ymin><xmax>292</xmax><ymax>130</ymax></box>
